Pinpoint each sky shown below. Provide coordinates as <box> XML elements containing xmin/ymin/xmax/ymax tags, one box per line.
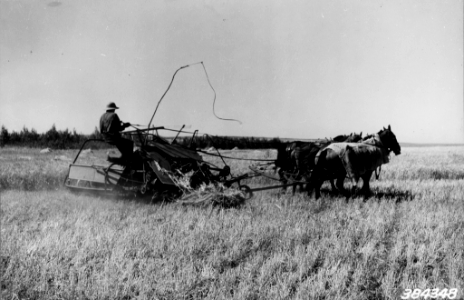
<box><xmin>1</xmin><ymin>0</ymin><xmax>463</xmax><ymax>144</ymax></box>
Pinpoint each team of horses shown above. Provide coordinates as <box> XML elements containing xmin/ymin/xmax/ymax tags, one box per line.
<box><xmin>274</xmin><ymin>125</ymin><xmax>401</xmax><ymax>199</ymax></box>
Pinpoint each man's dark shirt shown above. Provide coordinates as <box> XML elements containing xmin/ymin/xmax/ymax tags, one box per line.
<box><xmin>100</xmin><ymin>112</ymin><xmax>124</xmax><ymax>139</ymax></box>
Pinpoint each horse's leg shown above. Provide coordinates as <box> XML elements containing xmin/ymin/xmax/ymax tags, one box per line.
<box><xmin>351</xmin><ymin>176</ymin><xmax>360</xmax><ymax>196</ymax></box>
<box><xmin>298</xmin><ymin>171</ymin><xmax>308</xmax><ymax>194</ymax></box>
<box><xmin>292</xmin><ymin>180</ymin><xmax>297</xmax><ymax>195</ymax></box>
<box><xmin>310</xmin><ymin>150</ymin><xmax>327</xmax><ymax>199</ymax></box>
<box><xmin>314</xmin><ymin>177</ymin><xmax>322</xmax><ymax>199</ymax></box>
<box><xmin>278</xmin><ymin>169</ymin><xmax>288</xmax><ymax>193</ymax></box>
<box><xmin>306</xmin><ymin>169</ymin><xmax>323</xmax><ymax>199</ymax></box>
<box><xmin>291</xmin><ymin>172</ymin><xmax>300</xmax><ymax>195</ymax></box>
<box><xmin>305</xmin><ymin>173</ymin><xmax>314</xmax><ymax>198</ymax></box>
<box><xmin>298</xmin><ymin>175</ymin><xmax>306</xmax><ymax>193</ymax></box>
<box><xmin>330</xmin><ymin>179</ymin><xmax>336</xmax><ymax>191</ymax></box>
<box><xmin>292</xmin><ymin>154</ymin><xmax>301</xmax><ymax>195</ymax></box>
<box><xmin>301</xmin><ymin>173</ymin><xmax>309</xmax><ymax>195</ymax></box>
<box><xmin>335</xmin><ymin>173</ymin><xmax>349</xmax><ymax>198</ymax></box>
<box><xmin>326</xmin><ymin>149</ymin><xmax>347</xmax><ymax>197</ymax></box>
<box><xmin>361</xmin><ymin>171</ymin><xmax>373</xmax><ymax>198</ymax></box>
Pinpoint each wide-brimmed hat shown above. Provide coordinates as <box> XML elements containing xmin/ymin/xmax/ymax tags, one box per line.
<box><xmin>106</xmin><ymin>102</ymin><xmax>119</xmax><ymax>110</ymax></box>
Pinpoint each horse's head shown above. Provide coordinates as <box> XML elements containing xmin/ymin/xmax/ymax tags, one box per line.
<box><xmin>345</xmin><ymin>132</ymin><xmax>363</xmax><ymax>143</ymax></box>
<box><xmin>362</xmin><ymin>133</ymin><xmax>375</xmax><ymax>141</ymax></box>
<box><xmin>332</xmin><ymin>134</ymin><xmax>348</xmax><ymax>142</ymax></box>
<box><xmin>333</xmin><ymin>132</ymin><xmax>363</xmax><ymax>143</ymax></box>
<box><xmin>378</xmin><ymin>125</ymin><xmax>401</xmax><ymax>155</ymax></box>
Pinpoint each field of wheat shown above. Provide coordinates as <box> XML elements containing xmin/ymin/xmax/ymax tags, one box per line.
<box><xmin>1</xmin><ymin>146</ymin><xmax>463</xmax><ymax>300</ymax></box>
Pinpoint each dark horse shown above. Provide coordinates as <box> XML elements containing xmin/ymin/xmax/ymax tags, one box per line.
<box><xmin>274</xmin><ymin>132</ymin><xmax>363</xmax><ymax>193</ymax></box>
<box><xmin>308</xmin><ymin>125</ymin><xmax>401</xmax><ymax>199</ymax></box>
<box><xmin>332</xmin><ymin>132</ymin><xmax>363</xmax><ymax>142</ymax></box>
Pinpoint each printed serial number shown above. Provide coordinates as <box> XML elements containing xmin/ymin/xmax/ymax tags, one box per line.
<box><xmin>400</xmin><ymin>288</ymin><xmax>459</xmax><ymax>299</ymax></box>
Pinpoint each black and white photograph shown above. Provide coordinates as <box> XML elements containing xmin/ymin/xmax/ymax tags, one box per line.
<box><xmin>1</xmin><ymin>0</ymin><xmax>463</xmax><ymax>299</ymax></box>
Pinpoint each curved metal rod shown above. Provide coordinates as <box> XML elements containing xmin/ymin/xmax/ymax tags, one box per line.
<box><xmin>200</xmin><ymin>62</ymin><xmax>242</xmax><ymax>125</ymax></box>
<box><xmin>148</xmin><ymin>61</ymin><xmax>242</xmax><ymax>128</ymax></box>
<box><xmin>148</xmin><ymin>62</ymin><xmax>202</xmax><ymax>128</ymax></box>
<box><xmin>148</xmin><ymin>66</ymin><xmax>187</xmax><ymax>129</ymax></box>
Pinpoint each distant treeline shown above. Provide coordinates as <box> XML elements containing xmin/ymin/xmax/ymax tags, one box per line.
<box><xmin>0</xmin><ymin>125</ymin><xmax>101</xmax><ymax>149</ymax></box>
<box><xmin>173</xmin><ymin>135</ymin><xmax>282</xmax><ymax>150</ymax></box>
<box><xmin>0</xmin><ymin>125</ymin><xmax>283</xmax><ymax>150</ymax></box>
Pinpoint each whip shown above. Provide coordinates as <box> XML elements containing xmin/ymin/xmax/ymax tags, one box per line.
<box><xmin>147</xmin><ymin>62</ymin><xmax>242</xmax><ymax>128</ymax></box>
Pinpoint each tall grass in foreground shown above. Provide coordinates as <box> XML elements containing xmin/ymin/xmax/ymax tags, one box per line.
<box><xmin>1</xmin><ymin>146</ymin><xmax>464</xmax><ymax>299</ymax></box>
<box><xmin>1</xmin><ymin>184</ymin><xmax>463</xmax><ymax>300</ymax></box>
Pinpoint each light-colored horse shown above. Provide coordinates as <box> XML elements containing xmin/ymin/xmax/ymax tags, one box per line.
<box><xmin>308</xmin><ymin>125</ymin><xmax>401</xmax><ymax>199</ymax></box>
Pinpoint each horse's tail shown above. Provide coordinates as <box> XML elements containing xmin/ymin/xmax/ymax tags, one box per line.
<box><xmin>307</xmin><ymin>148</ymin><xmax>328</xmax><ymax>192</ymax></box>
<box><xmin>314</xmin><ymin>148</ymin><xmax>328</xmax><ymax>170</ymax></box>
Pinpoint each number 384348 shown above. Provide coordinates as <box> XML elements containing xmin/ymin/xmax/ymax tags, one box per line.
<box><xmin>400</xmin><ymin>288</ymin><xmax>460</xmax><ymax>299</ymax></box>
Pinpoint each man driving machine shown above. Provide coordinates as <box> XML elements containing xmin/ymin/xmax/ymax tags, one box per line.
<box><xmin>99</xmin><ymin>102</ymin><xmax>133</xmax><ymax>163</ymax></box>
